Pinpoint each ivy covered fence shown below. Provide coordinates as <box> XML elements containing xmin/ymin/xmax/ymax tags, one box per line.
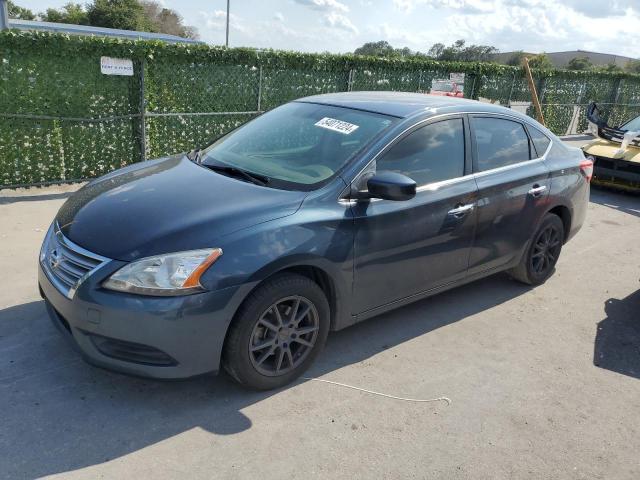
<box><xmin>1</xmin><ymin>30</ymin><xmax>639</xmax><ymax>188</ymax></box>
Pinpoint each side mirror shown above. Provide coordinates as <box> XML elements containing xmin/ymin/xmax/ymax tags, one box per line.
<box><xmin>365</xmin><ymin>171</ymin><xmax>416</xmax><ymax>201</ymax></box>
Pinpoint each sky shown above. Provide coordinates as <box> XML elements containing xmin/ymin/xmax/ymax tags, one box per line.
<box><xmin>16</xmin><ymin>0</ymin><xmax>640</xmax><ymax>58</ymax></box>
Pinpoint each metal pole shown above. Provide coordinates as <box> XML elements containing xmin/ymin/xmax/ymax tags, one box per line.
<box><xmin>507</xmin><ymin>72</ymin><xmax>516</xmax><ymax>106</ymax></box>
<box><xmin>257</xmin><ymin>65</ymin><xmax>263</xmax><ymax>111</ymax></box>
<box><xmin>0</xmin><ymin>0</ymin><xmax>9</xmax><ymax>31</ymax></box>
<box><xmin>566</xmin><ymin>81</ymin><xmax>586</xmax><ymax>135</ymax></box>
<box><xmin>612</xmin><ymin>78</ymin><xmax>623</xmax><ymax>104</ymax></box>
<box><xmin>469</xmin><ymin>75</ymin><xmax>477</xmax><ymax>99</ymax></box>
<box><xmin>225</xmin><ymin>0</ymin><xmax>230</xmax><ymax>47</ymax></box>
<box><xmin>139</xmin><ymin>59</ymin><xmax>147</xmax><ymax>162</ymax></box>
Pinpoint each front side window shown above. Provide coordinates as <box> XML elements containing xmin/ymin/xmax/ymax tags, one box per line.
<box><xmin>472</xmin><ymin>117</ymin><xmax>531</xmax><ymax>172</ymax></box>
<box><xmin>200</xmin><ymin>102</ymin><xmax>396</xmax><ymax>190</ymax></box>
<box><xmin>376</xmin><ymin>118</ymin><xmax>465</xmax><ymax>186</ymax></box>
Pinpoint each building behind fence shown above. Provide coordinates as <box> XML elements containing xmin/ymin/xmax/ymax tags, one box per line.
<box><xmin>1</xmin><ymin>31</ymin><xmax>640</xmax><ymax>188</ymax></box>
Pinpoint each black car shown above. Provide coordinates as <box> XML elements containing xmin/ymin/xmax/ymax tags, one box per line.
<box><xmin>39</xmin><ymin>92</ymin><xmax>592</xmax><ymax>389</ymax></box>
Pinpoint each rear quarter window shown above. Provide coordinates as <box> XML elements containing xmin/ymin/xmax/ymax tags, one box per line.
<box><xmin>527</xmin><ymin>125</ymin><xmax>551</xmax><ymax>157</ymax></box>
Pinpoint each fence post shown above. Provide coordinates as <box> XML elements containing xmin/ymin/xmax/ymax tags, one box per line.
<box><xmin>0</xmin><ymin>0</ymin><xmax>9</xmax><ymax>30</ymax></box>
<box><xmin>536</xmin><ymin>75</ymin><xmax>547</xmax><ymax>103</ymax></box>
<box><xmin>417</xmin><ymin>70</ymin><xmax>423</xmax><ymax>93</ymax></box>
<box><xmin>611</xmin><ymin>77</ymin><xmax>623</xmax><ymax>104</ymax></box>
<box><xmin>566</xmin><ymin>80</ymin><xmax>586</xmax><ymax>135</ymax></box>
<box><xmin>469</xmin><ymin>74</ymin><xmax>477</xmax><ymax>99</ymax></box>
<box><xmin>507</xmin><ymin>72</ymin><xmax>516</xmax><ymax>106</ymax></box>
<box><xmin>347</xmin><ymin>68</ymin><xmax>354</xmax><ymax>92</ymax></box>
<box><xmin>139</xmin><ymin>58</ymin><xmax>147</xmax><ymax>162</ymax></box>
<box><xmin>257</xmin><ymin>65</ymin><xmax>263</xmax><ymax>112</ymax></box>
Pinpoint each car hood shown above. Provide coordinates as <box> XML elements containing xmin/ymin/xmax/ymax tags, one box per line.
<box><xmin>56</xmin><ymin>156</ymin><xmax>306</xmax><ymax>261</ymax></box>
<box><xmin>583</xmin><ymin>138</ymin><xmax>640</xmax><ymax>162</ymax></box>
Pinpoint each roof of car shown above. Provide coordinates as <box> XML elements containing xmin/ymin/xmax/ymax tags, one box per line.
<box><xmin>296</xmin><ymin>91</ymin><xmax>513</xmax><ymax>119</ymax></box>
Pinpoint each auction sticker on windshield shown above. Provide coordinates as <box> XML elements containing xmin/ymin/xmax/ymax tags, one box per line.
<box><xmin>315</xmin><ymin>117</ymin><xmax>360</xmax><ymax>134</ymax></box>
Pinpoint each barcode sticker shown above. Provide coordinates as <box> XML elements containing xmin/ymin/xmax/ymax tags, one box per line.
<box><xmin>315</xmin><ymin>117</ymin><xmax>359</xmax><ymax>135</ymax></box>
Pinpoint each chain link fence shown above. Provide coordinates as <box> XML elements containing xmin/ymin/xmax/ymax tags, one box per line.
<box><xmin>1</xmin><ymin>31</ymin><xmax>639</xmax><ymax>188</ymax></box>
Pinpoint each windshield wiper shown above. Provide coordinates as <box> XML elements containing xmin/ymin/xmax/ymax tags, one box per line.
<box><xmin>187</xmin><ymin>149</ymin><xmax>203</xmax><ymax>163</ymax></box>
<box><xmin>204</xmin><ymin>164</ymin><xmax>269</xmax><ymax>187</ymax></box>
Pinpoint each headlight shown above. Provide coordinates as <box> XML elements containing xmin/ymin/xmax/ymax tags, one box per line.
<box><xmin>103</xmin><ymin>248</ymin><xmax>222</xmax><ymax>296</ymax></box>
<box><xmin>39</xmin><ymin>223</ymin><xmax>54</xmax><ymax>264</ymax></box>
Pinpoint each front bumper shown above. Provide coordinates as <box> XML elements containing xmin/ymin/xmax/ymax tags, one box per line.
<box><xmin>39</xmin><ymin>262</ymin><xmax>249</xmax><ymax>379</ymax></box>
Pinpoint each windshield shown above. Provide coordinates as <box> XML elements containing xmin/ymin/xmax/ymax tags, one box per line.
<box><xmin>621</xmin><ymin>115</ymin><xmax>640</xmax><ymax>132</ymax></box>
<box><xmin>200</xmin><ymin>102</ymin><xmax>396</xmax><ymax>190</ymax></box>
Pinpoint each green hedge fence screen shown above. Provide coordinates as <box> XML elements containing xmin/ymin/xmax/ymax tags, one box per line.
<box><xmin>1</xmin><ymin>31</ymin><xmax>639</xmax><ymax>187</ymax></box>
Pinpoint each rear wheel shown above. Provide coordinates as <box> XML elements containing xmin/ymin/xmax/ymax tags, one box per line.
<box><xmin>223</xmin><ymin>273</ymin><xmax>330</xmax><ymax>390</ymax></box>
<box><xmin>509</xmin><ymin>213</ymin><xmax>564</xmax><ymax>286</ymax></box>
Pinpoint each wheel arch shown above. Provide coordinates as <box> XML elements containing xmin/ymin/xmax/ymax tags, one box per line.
<box><xmin>547</xmin><ymin>204</ymin><xmax>572</xmax><ymax>243</ymax></box>
<box><xmin>271</xmin><ymin>265</ymin><xmax>339</xmax><ymax>330</ymax></box>
<box><xmin>226</xmin><ymin>257</ymin><xmax>350</xmax><ymax>339</ymax></box>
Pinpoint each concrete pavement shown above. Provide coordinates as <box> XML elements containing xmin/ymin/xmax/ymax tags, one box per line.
<box><xmin>1</xmin><ymin>160</ymin><xmax>639</xmax><ymax>479</ymax></box>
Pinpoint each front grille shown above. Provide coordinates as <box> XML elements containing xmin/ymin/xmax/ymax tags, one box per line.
<box><xmin>40</xmin><ymin>223</ymin><xmax>111</xmax><ymax>299</ymax></box>
<box><xmin>598</xmin><ymin>127</ymin><xmax>640</xmax><ymax>148</ymax></box>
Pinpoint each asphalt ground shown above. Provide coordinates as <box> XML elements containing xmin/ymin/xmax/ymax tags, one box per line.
<box><xmin>1</xmin><ymin>138</ymin><xmax>639</xmax><ymax>479</ymax></box>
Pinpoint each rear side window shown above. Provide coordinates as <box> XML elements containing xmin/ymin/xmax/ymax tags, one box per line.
<box><xmin>527</xmin><ymin>125</ymin><xmax>551</xmax><ymax>157</ymax></box>
<box><xmin>376</xmin><ymin>118</ymin><xmax>465</xmax><ymax>186</ymax></box>
<box><xmin>471</xmin><ymin>117</ymin><xmax>531</xmax><ymax>172</ymax></box>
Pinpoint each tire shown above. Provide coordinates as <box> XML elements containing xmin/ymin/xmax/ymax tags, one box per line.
<box><xmin>508</xmin><ymin>213</ymin><xmax>565</xmax><ymax>286</ymax></box>
<box><xmin>222</xmin><ymin>273</ymin><xmax>330</xmax><ymax>390</ymax></box>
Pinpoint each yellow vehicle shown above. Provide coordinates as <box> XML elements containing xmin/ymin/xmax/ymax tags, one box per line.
<box><xmin>583</xmin><ymin>102</ymin><xmax>640</xmax><ymax>192</ymax></box>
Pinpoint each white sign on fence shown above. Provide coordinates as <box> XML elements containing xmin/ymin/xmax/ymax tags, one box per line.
<box><xmin>100</xmin><ymin>57</ymin><xmax>134</xmax><ymax>76</ymax></box>
<box><xmin>449</xmin><ymin>72</ymin><xmax>465</xmax><ymax>84</ymax></box>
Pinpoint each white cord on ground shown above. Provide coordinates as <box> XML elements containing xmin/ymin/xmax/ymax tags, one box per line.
<box><xmin>302</xmin><ymin>377</ymin><xmax>451</xmax><ymax>406</ymax></box>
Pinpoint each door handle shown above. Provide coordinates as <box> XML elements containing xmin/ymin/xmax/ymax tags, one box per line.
<box><xmin>448</xmin><ymin>203</ymin><xmax>475</xmax><ymax>217</ymax></box>
<box><xmin>528</xmin><ymin>185</ymin><xmax>547</xmax><ymax>197</ymax></box>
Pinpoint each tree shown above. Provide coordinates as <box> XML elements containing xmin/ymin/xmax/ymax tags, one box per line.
<box><xmin>426</xmin><ymin>39</ymin><xmax>498</xmax><ymax>62</ymax></box>
<box><xmin>352</xmin><ymin>41</ymin><xmax>427</xmax><ymax>59</ymax></box>
<box><xmin>567</xmin><ymin>56</ymin><xmax>593</xmax><ymax>71</ymax></box>
<box><xmin>396</xmin><ymin>46</ymin><xmax>414</xmax><ymax>58</ymax></box>
<box><xmin>624</xmin><ymin>59</ymin><xmax>640</xmax><ymax>74</ymax></box>
<box><xmin>593</xmin><ymin>62</ymin><xmax>623</xmax><ymax>73</ymax></box>
<box><xmin>41</xmin><ymin>3</ymin><xmax>89</xmax><ymax>25</ymax></box>
<box><xmin>7</xmin><ymin>1</ymin><xmax>36</xmax><ymax>20</ymax></box>
<box><xmin>458</xmin><ymin>44</ymin><xmax>498</xmax><ymax>62</ymax></box>
<box><xmin>527</xmin><ymin>53</ymin><xmax>554</xmax><ymax>69</ymax></box>
<box><xmin>506</xmin><ymin>51</ymin><xmax>526</xmax><ymax>66</ymax></box>
<box><xmin>353</xmin><ymin>41</ymin><xmax>398</xmax><ymax>57</ymax></box>
<box><xmin>427</xmin><ymin>43</ymin><xmax>445</xmax><ymax>59</ymax></box>
<box><xmin>38</xmin><ymin>1</ymin><xmax>197</xmax><ymax>38</ymax></box>
<box><xmin>141</xmin><ymin>1</ymin><xmax>197</xmax><ymax>39</ymax></box>
<box><xmin>87</xmin><ymin>0</ymin><xmax>150</xmax><ymax>31</ymax></box>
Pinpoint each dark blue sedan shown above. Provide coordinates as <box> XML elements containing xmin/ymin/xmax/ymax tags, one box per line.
<box><xmin>39</xmin><ymin>92</ymin><xmax>592</xmax><ymax>389</ymax></box>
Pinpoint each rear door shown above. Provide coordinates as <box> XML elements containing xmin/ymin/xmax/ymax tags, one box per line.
<box><xmin>351</xmin><ymin>116</ymin><xmax>478</xmax><ymax>314</ymax></box>
<box><xmin>467</xmin><ymin>115</ymin><xmax>551</xmax><ymax>275</ymax></box>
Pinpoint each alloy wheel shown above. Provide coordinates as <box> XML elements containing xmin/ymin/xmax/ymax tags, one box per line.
<box><xmin>531</xmin><ymin>224</ymin><xmax>561</xmax><ymax>275</ymax></box>
<box><xmin>248</xmin><ymin>296</ymin><xmax>320</xmax><ymax>377</ymax></box>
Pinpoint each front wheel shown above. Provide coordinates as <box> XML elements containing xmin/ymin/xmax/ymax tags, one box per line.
<box><xmin>222</xmin><ymin>273</ymin><xmax>330</xmax><ymax>390</ymax></box>
<box><xmin>508</xmin><ymin>213</ymin><xmax>564</xmax><ymax>285</ymax></box>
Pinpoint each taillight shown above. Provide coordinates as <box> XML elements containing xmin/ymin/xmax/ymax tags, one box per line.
<box><xmin>580</xmin><ymin>157</ymin><xmax>594</xmax><ymax>182</ymax></box>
